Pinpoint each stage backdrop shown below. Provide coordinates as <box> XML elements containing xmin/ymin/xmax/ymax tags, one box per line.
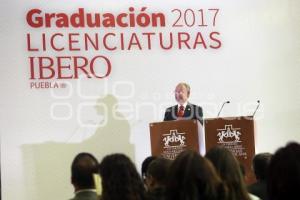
<box><xmin>1</xmin><ymin>0</ymin><xmax>300</xmax><ymax>200</ymax></box>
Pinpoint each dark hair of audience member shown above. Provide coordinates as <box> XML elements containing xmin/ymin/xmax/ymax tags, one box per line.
<box><xmin>99</xmin><ymin>153</ymin><xmax>146</xmax><ymax>200</ymax></box>
<box><xmin>141</xmin><ymin>156</ymin><xmax>157</xmax><ymax>180</ymax></box>
<box><xmin>165</xmin><ymin>150</ymin><xmax>227</xmax><ymax>200</ymax></box>
<box><xmin>145</xmin><ymin>157</ymin><xmax>171</xmax><ymax>200</ymax></box>
<box><xmin>239</xmin><ymin>162</ymin><xmax>246</xmax><ymax>177</ymax></box>
<box><xmin>248</xmin><ymin>152</ymin><xmax>272</xmax><ymax>200</ymax></box>
<box><xmin>252</xmin><ymin>153</ymin><xmax>272</xmax><ymax>181</ymax></box>
<box><xmin>71</xmin><ymin>152</ymin><xmax>99</xmax><ymax>189</ymax></box>
<box><xmin>267</xmin><ymin>142</ymin><xmax>300</xmax><ymax>200</ymax></box>
<box><xmin>206</xmin><ymin>146</ymin><xmax>251</xmax><ymax>200</ymax></box>
<box><xmin>146</xmin><ymin>157</ymin><xmax>171</xmax><ymax>187</ymax></box>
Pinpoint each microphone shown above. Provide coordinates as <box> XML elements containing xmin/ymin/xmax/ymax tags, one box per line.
<box><xmin>217</xmin><ymin>101</ymin><xmax>230</xmax><ymax>117</ymax></box>
<box><xmin>252</xmin><ymin>100</ymin><xmax>260</xmax><ymax>117</ymax></box>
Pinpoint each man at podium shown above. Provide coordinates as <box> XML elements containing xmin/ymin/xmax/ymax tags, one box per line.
<box><xmin>164</xmin><ymin>82</ymin><xmax>203</xmax><ymax>125</ymax></box>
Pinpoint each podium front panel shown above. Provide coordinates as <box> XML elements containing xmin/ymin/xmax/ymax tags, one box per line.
<box><xmin>205</xmin><ymin>116</ymin><xmax>256</xmax><ymax>184</ymax></box>
<box><xmin>149</xmin><ymin>120</ymin><xmax>202</xmax><ymax>160</ymax></box>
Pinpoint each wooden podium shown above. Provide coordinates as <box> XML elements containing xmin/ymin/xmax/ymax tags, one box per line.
<box><xmin>205</xmin><ymin>116</ymin><xmax>256</xmax><ymax>183</ymax></box>
<box><xmin>149</xmin><ymin>120</ymin><xmax>204</xmax><ymax>160</ymax></box>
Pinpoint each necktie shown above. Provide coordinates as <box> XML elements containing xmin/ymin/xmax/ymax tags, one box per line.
<box><xmin>178</xmin><ymin>105</ymin><xmax>185</xmax><ymax>117</ymax></box>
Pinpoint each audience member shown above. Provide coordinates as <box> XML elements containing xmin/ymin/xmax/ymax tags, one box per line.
<box><xmin>141</xmin><ymin>156</ymin><xmax>157</xmax><ymax>190</ymax></box>
<box><xmin>206</xmin><ymin>146</ymin><xmax>252</xmax><ymax>200</ymax></box>
<box><xmin>248</xmin><ymin>153</ymin><xmax>272</xmax><ymax>200</ymax></box>
<box><xmin>99</xmin><ymin>153</ymin><xmax>146</xmax><ymax>200</ymax></box>
<box><xmin>165</xmin><ymin>150</ymin><xmax>227</xmax><ymax>200</ymax></box>
<box><xmin>267</xmin><ymin>142</ymin><xmax>300</xmax><ymax>200</ymax></box>
<box><xmin>68</xmin><ymin>142</ymin><xmax>300</xmax><ymax>200</ymax></box>
<box><xmin>70</xmin><ymin>152</ymin><xmax>99</xmax><ymax>200</ymax></box>
<box><xmin>145</xmin><ymin>157</ymin><xmax>171</xmax><ymax>200</ymax></box>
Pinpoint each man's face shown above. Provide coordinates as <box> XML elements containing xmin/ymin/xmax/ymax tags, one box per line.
<box><xmin>175</xmin><ymin>84</ymin><xmax>189</xmax><ymax>104</ymax></box>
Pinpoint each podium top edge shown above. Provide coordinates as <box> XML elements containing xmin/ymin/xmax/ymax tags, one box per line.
<box><xmin>204</xmin><ymin>116</ymin><xmax>254</xmax><ymax>120</ymax></box>
<box><xmin>149</xmin><ymin>119</ymin><xmax>198</xmax><ymax>125</ymax></box>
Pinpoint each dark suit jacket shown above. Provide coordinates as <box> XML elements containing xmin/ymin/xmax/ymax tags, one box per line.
<box><xmin>70</xmin><ymin>190</ymin><xmax>98</xmax><ymax>200</ymax></box>
<box><xmin>164</xmin><ymin>103</ymin><xmax>203</xmax><ymax>125</ymax></box>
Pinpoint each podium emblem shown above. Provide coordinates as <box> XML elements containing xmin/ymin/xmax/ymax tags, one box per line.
<box><xmin>162</xmin><ymin>130</ymin><xmax>186</xmax><ymax>148</ymax></box>
<box><xmin>217</xmin><ymin>125</ymin><xmax>241</xmax><ymax>143</ymax></box>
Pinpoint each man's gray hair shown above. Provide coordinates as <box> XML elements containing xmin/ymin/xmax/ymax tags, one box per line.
<box><xmin>177</xmin><ymin>82</ymin><xmax>190</xmax><ymax>94</ymax></box>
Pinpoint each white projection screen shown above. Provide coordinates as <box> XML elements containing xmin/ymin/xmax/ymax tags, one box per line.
<box><xmin>1</xmin><ymin>1</ymin><xmax>300</xmax><ymax>200</ymax></box>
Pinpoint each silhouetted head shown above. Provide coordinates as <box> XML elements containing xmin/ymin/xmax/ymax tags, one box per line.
<box><xmin>141</xmin><ymin>156</ymin><xmax>157</xmax><ymax>189</ymax></box>
<box><xmin>146</xmin><ymin>157</ymin><xmax>171</xmax><ymax>190</ymax></box>
<box><xmin>165</xmin><ymin>150</ymin><xmax>226</xmax><ymax>200</ymax></box>
<box><xmin>206</xmin><ymin>146</ymin><xmax>250</xmax><ymax>200</ymax></box>
<box><xmin>99</xmin><ymin>153</ymin><xmax>145</xmax><ymax>200</ymax></box>
<box><xmin>252</xmin><ymin>153</ymin><xmax>272</xmax><ymax>180</ymax></box>
<box><xmin>268</xmin><ymin>142</ymin><xmax>300</xmax><ymax>200</ymax></box>
<box><xmin>141</xmin><ymin>156</ymin><xmax>157</xmax><ymax>180</ymax></box>
<box><xmin>95</xmin><ymin>94</ymin><xmax>118</xmax><ymax>115</ymax></box>
<box><xmin>71</xmin><ymin>152</ymin><xmax>98</xmax><ymax>190</ymax></box>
